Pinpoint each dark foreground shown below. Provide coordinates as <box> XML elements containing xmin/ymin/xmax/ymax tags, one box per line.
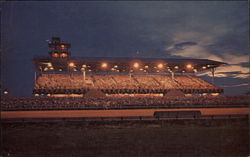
<box><xmin>1</xmin><ymin>118</ymin><xmax>249</xmax><ymax>157</ymax></box>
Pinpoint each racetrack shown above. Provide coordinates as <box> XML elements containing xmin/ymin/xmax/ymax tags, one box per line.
<box><xmin>1</xmin><ymin>108</ymin><xmax>249</xmax><ymax>119</ymax></box>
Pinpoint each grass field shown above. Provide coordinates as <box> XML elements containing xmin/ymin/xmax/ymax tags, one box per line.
<box><xmin>1</xmin><ymin>118</ymin><xmax>249</xmax><ymax>157</ymax></box>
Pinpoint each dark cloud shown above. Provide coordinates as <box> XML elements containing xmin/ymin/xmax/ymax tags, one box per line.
<box><xmin>171</xmin><ymin>42</ymin><xmax>197</xmax><ymax>51</ymax></box>
<box><xmin>239</xmin><ymin>62</ymin><xmax>250</xmax><ymax>68</ymax></box>
<box><xmin>216</xmin><ymin>71</ymin><xmax>249</xmax><ymax>75</ymax></box>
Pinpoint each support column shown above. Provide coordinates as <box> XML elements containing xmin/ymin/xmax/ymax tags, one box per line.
<box><xmin>171</xmin><ymin>72</ymin><xmax>175</xmax><ymax>80</ymax></box>
<box><xmin>211</xmin><ymin>68</ymin><xmax>215</xmax><ymax>85</ymax></box>
<box><xmin>83</xmin><ymin>70</ymin><xmax>86</xmax><ymax>83</ymax></box>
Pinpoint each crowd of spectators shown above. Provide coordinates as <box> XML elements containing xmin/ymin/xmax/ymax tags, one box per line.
<box><xmin>1</xmin><ymin>95</ymin><xmax>248</xmax><ymax>111</ymax></box>
<box><xmin>35</xmin><ymin>74</ymin><xmax>219</xmax><ymax>90</ymax></box>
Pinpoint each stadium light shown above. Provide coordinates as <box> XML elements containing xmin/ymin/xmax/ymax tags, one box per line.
<box><xmin>61</xmin><ymin>53</ymin><xmax>68</xmax><ymax>57</ymax></box>
<box><xmin>47</xmin><ymin>63</ymin><xmax>52</xmax><ymax>67</ymax></box>
<box><xmin>157</xmin><ymin>63</ymin><xmax>163</xmax><ymax>69</ymax></box>
<box><xmin>193</xmin><ymin>69</ymin><xmax>197</xmax><ymax>72</ymax></box>
<box><xmin>202</xmin><ymin>66</ymin><xmax>207</xmax><ymax>69</ymax></box>
<box><xmin>186</xmin><ymin>64</ymin><xmax>193</xmax><ymax>69</ymax></box>
<box><xmin>174</xmin><ymin>66</ymin><xmax>179</xmax><ymax>69</ymax></box>
<box><xmin>44</xmin><ymin>67</ymin><xmax>48</xmax><ymax>71</ymax></box>
<box><xmin>82</xmin><ymin>64</ymin><xmax>87</xmax><ymax>68</ymax></box>
<box><xmin>101</xmin><ymin>62</ymin><xmax>108</xmax><ymax>68</ymax></box>
<box><xmin>133</xmin><ymin>62</ymin><xmax>139</xmax><ymax>68</ymax></box>
<box><xmin>114</xmin><ymin>65</ymin><xmax>118</xmax><ymax>68</ymax></box>
<box><xmin>211</xmin><ymin>93</ymin><xmax>219</xmax><ymax>96</ymax></box>
<box><xmin>68</xmin><ymin>62</ymin><xmax>75</xmax><ymax>67</ymax></box>
<box><xmin>144</xmin><ymin>65</ymin><xmax>149</xmax><ymax>69</ymax></box>
<box><xmin>60</xmin><ymin>44</ymin><xmax>66</xmax><ymax>50</ymax></box>
<box><xmin>3</xmin><ymin>90</ymin><xmax>8</xmax><ymax>95</ymax></box>
<box><xmin>81</xmin><ymin>67</ymin><xmax>85</xmax><ymax>72</ymax></box>
<box><xmin>52</xmin><ymin>53</ymin><xmax>59</xmax><ymax>57</ymax></box>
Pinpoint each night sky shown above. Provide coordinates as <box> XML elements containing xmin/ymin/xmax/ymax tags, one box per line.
<box><xmin>1</xmin><ymin>1</ymin><xmax>249</xmax><ymax>96</ymax></box>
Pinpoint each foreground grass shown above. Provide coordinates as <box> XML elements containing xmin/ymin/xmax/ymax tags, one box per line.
<box><xmin>1</xmin><ymin>118</ymin><xmax>249</xmax><ymax>157</ymax></box>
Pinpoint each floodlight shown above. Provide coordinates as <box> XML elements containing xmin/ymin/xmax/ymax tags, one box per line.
<box><xmin>186</xmin><ymin>64</ymin><xmax>192</xmax><ymax>69</ymax></box>
<box><xmin>133</xmin><ymin>62</ymin><xmax>139</xmax><ymax>68</ymax></box>
<box><xmin>101</xmin><ymin>62</ymin><xmax>108</xmax><ymax>68</ymax></box>
<box><xmin>157</xmin><ymin>63</ymin><xmax>163</xmax><ymax>69</ymax></box>
<box><xmin>68</xmin><ymin>62</ymin><xmax>75</xmax><ymax>67</ymax></box>
<box><xmin>3</xmin><ymin>90</ymin><xmax>8</xmax><ymax>95</ymax></box>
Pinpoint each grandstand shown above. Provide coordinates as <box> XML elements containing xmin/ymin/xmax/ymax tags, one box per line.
<box><xmin>32</xmin><ymin>37</ymin><xmax>225</xmax><ymax>97</ymax></box>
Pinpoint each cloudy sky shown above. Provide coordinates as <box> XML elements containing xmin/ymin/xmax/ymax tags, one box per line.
<box><xmin>1</xmin><ymin>1</ymin><xmax>249</xmax><ymax>96</ymax></box>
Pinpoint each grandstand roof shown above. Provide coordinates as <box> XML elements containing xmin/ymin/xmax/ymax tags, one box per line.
<box><xmin>33</xmin><ymin>56</ymin><xmax>226</xmax><ymax>73</ymax></box>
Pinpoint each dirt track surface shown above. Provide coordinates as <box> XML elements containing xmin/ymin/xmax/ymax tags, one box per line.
<box><xmin>1</xmin><ymin>108</ymin><xmax>249</xmax><ymax>119</ymax></box>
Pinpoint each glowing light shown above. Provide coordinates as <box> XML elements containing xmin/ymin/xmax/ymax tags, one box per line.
<box><xmin>44</xmin><ymin>67</ymin><xmax>48</xmax><ymax>71</ymax></box>
<box><xmin>35</xmin><ymin>94</ymin><xmax>39</xmax><ymax>96</ymax></box>
<box><xmin>140</xmin><ymin>68</ymin><xmax>143</xmax><ymax>71</ymax></box>
<box><xmin>174</xmin><ymin>66</ymin><xmax>179</xmax><ymax>69</ymax></box>
<box><xmin>101</xmin><ymin>62</ymin><xmax>108</xmax><ymax>68</ymax></box>
<box><xmin>202</xmin><ymin>66</ymin><xmax>207</xmax><ymax>69</ymax></box>
<box><xmin>52</xmin><ymin>53</ymin><xmax>59</xmax><ymax>57</ymax></box>
<box><xmin>61</xmin><ymin>44</ymin><xmax>66</xmax><ymax>50</ymax></box>
<box><xmin>68</xmin><ymin>62</ymin><xmax>75</xmax><ymax>67</ymax></box>
<box><xmin>81</xmin><ymin>67</ymin><xmax>85</xmax><ymax>72</ymax></box>
<box><xmin>133</xmin><ymin>62</ymin><xmax>139</xmax><ymax>68</ymax></box>
<box><xmin>61</xmin><ymin>53</ymin><xmax>68</xmax><ymax>57</ymax></box>
<box><xmin>82</xmin><ymin>65</ymin><xmax>87</xmax><ymax>68</ymax></box>
<box><xmin>211</xmin><ymin>93</ymin><xmax>219</xmax><ymax>96</ymax></box>
<box><xmin>3</xmin><ymin>90</ymin><xmax>8</xmax><ymax>95</ymax></box>
<box><xmin>114</xmin><ymin>65</ymin><xmax>118</xmax><ymax>68</ymax></box>
<box><xmin>186</xmin><ymin>64</ymin><xmax>193</xmax><ymax>69</ymax></box>
<box><xmin>47</xmin><ymin>63</ymin><xmax>52</xmax><ymax>67</ymax></box>
<box><xmin>59</xmin><ymin>69</ymin><xmax>62</xmax><ymax>71</ymax></box>
<box><xmin>49</xmin><ymin>67</ymin><xmax>54</xmax><ymax>70</ymax></box>
<box><xmin>144</xmin><ymin>65</ymin><xmax>149</xmax><ymax>69</ymax></box>
<box><xmin>157</xmin><ymin>63</ymin><xmax>163</xmax><ymax>69</ymax></box>
<box><xmin>193</xmin><ymin>69</ymin><xmax>197</xmax><ymax>72</ymax></box>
